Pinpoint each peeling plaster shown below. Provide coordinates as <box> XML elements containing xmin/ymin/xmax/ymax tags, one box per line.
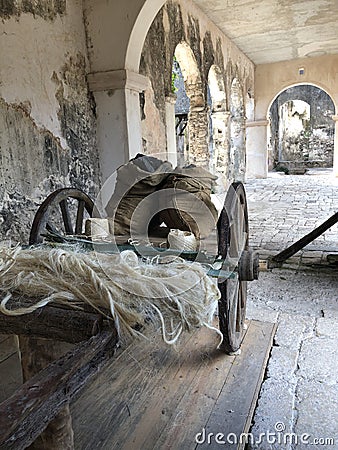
<box><xmin>55</xmin><ymin>53</ymin><xmax>100</xmax><ymax>192</ymax></box>
<box><xmin>0</xmin><ymin>0</ymin><xmax>66</xmax><ymax>21</ymax></box>
<box><xmin>0</xmin><ymin>54</ymin><xmax>100</xmax><ymax>242</ymax></box>
<box><xmin>0</xmin><ymin>98</ymin><xmax>70</xmax><ymax>241</ymax></box>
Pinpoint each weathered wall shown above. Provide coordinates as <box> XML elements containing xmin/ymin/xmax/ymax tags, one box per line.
<box><xmin>139</xmin><ymin>0</ymin><xmax>254</xmax><ymax>181</ymax></box>
<box><xmin>247</xmin><ymin>54</ymin><xmax>338</xmax><ymax>178</ymax></box>
<box><xmin>270</xmin><ymin>85</ymin><xmax>335</xmax><ymax>168</ymax></box>
<box><xmin>0</xmin><ymin>0</ymin><xmax>100</xmax><ymax>242</ymax></box>
<box><xmin>255</xmin><ymin>55</ymin><xmax>338</xmax><ymax>119</ymax></box>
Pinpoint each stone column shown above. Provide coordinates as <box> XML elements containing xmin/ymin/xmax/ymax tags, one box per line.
<box><xmin>211</xmin><ymin>111</ymin><xmax>230</xmax><ymax>176</ymax></box>
<box><xmin>230</xmin><ymin>116</ymin><xmax>246</xmax><ymax>182</ymax></box>
<box><xmin>188</xmin><ymin>108</ymin><xmax>209</xmax><ymax>168</ymax></box>
<box><xmin>246</xmin><ymin>119</ymin><xmax>269</xmax><ymax>179</ymax></box>
<box><xmin>165</xmin><ymin>94</ymin><xmax>177</xmax><ymax>167</ymax></box>
<box><xmin>332</xmin><ymin>115</ymin><xmax>338</xmax><ymax>177</ymax></box>
<box><xmin>88</xmin><ymin>70</ymin><xmax>150</xmax><ymax>204</ymax></box>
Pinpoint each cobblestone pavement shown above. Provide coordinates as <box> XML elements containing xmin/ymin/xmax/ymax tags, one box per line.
<box><xmin>245</xmin><ymin>168</ymin><xmax>338</xmax><ymax>267</ymax></box>
<box><xmin>244</xmin><ymin>169</ymin><xmax>338</xmax><ymax>450</ymax></box>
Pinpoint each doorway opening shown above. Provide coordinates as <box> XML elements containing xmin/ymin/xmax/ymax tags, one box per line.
<box><xmin>269</xmin><ymin>85</ymin><xmax>334</xmax><ymax>174</ymax></box>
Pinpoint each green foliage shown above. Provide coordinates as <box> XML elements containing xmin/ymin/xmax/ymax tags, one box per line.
<box><xmin>171</xmin><ymin>55</ymin><xmax>178</xmax><ymax>94</ymax></box>
<box><xmin>171</xmin><ymin>71</ymin><xmax>178</xmax><ymax>93</ymax></box>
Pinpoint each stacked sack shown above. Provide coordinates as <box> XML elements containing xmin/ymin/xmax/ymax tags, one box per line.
<box><xmin>105</xmin><ymin>154</ymin><xmax>218</xmax><ymax>241</ymax></box>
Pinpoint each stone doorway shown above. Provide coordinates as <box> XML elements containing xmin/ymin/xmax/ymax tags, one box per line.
<box><xmin>269</xmin><ymin>85</ymin><xmax>335</xmax><ymax>174</ymax></box>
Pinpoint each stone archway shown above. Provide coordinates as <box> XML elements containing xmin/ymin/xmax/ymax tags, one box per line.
<box><xmin>207</xmin><ymin>65</ymin><xmax>228</xmax><ymax>175</ymax></box>
<box><xmin>268</xmin><ymin>84</ymin><xmax>335</xmax><ymax>172</ymax></box>
<box><xmin>85</xmin><ymin>0</ymin><xmax>166</xmax><ymax>73</ymax></box>
<box><xmin>174</xmin><ymin>42</ymin><xmax>208</xmax><ymax>167</ymax></box>
<box><xmin>229</xmin><ymin>77</ymin><xmax>246</xmax><ymax>181</ymax></box>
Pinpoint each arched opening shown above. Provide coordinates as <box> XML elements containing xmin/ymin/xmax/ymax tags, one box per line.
<box><xmin>229</xmin><ymin>77</ymin><xmax>245</xmax><ymax>181</ymax></box>
<box><xmin>126</xmin><ymin>0</ymin><xmax>167</xmax><ymax>71</ymax></box>
<box><xmin>269</xmin><ymin>85</ymin><xmax>335</xmax><ymax>173</ymax></box>
<box><xmin>172</xmin><ymin>42</ymin><xmax>208</xmax><ymax>167</ymax></box>
<box><xmin>207</xmin><ymin>65</ymin><xmax>228</xmax><ymax>175</ymax></box>
<box><xmin>172</xmin><ymin>56</ymin><xmax>190</xmax><ymax>166</ymax></box>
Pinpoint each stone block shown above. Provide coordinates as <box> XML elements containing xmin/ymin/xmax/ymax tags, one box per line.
<box><xmin>316</xmin><ymin>317</ymin><xmax>338</xmax><ymax>338</ymax></box>
<box><xmin>294</xmin><ymin>379</ymin><xmax>338</xmax><ymax>449</ymax></box>
<box><xmin>266</xmin><ymin>346</ymin><xmax>299</xmax><ymax>380</ymax></box>
<box><xmin>249</xmin><ymin>378</ymin><xmax>297</xmax><ymax>450</ymax></box>
<box><xmin>273</xmin><ymin>314</ymin><xmax>310</xmax><ymax>350</ymax></box>
<box><xmin>297</xmin><ymin>336</ymin><xmax>338</xmax><ymax>385</ymax></box>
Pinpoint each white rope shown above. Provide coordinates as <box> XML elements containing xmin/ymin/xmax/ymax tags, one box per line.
<box><xmin>0</xmin><ymin>243</ymin><xmax>221</xmax><ymax>345</ymax></box>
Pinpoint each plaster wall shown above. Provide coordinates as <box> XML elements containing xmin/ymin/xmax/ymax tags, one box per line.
<box><xmin>255</xmin><ymin>55</ymin><xmax>338</xmax><ymax>118</ymax></box>
<box><xmin>0</xmin><ymin>1</ymin><xmax>101</xmax><ymax>242</ymax></box>
<box><xmin>248</xmin><ymin>54</ymin><xmax>338</xmax><ymax>178</ymax></box>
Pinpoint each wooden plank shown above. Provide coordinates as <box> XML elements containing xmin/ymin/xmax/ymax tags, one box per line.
<box><xmin>0</xmin><ymin>335</ymin><xmax>18</xmax><ymax>363</ymax></box>
<box><xmin>0</xmin><ymin>336</ymin><xmax>21</xmax><ymax>403</ymax></box>
<box><xmin>0</xmin><ymin>329</ymin><xmax>118</xmax><ymax>450</ymax></box>
<box><xmin>72</xmin><ymin>321</ymin><xmax>272</xmax><ymax>450</ymax></box>
<box><xmin>197</xmin><ymin>320</ymin><xmax>277</xmax><ymax>450</ymax></box>
<box><xmin>0</xmin><ymin>305</ymin><xmax>114</xmax><ymax>343</ymax></box>
<box><xmin>119</xmin><ymin>327</ymin><xmax>226</xmax><ymax>450</ymax></box>
<box><xmin>0</xmin><ymin>334</ymin><xmax>11</xmax><ymax>345</ymax></box>
<box><xmin>71</xmin><ymin>329</ymin><xmax>198</xmax><ymax>449</ymax></box>
<box><xmin>72</xmin><ymin>321</ymin><xmax>275</xmax><ymax>450</ymax></box>
<box><xmin>19</xmin><ymin>336</ymin><xmax>75</xmax><ymax>450</ymax></box>
<box><xmin>151</xmin><ymin>326</ymin><xmax>235</xmax><ymax>450</ymax></box>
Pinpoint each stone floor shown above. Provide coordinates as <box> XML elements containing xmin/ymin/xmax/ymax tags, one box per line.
<box><xmin>244</xmin><ymin>169</ymin><xmax>338</xmax><ymax>450</ymax></box>
<box><xmin>246</xmin><ymin>167</ymin><xmax>338</xmax><ymax>265</ymax></box>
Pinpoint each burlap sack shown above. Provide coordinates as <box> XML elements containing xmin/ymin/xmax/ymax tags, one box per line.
<box><xmin>158</xmin><ymin>166</ymin><xmax>218</xmax><ymax>239</ymax></box>
<box><xmin>106</xmin><ymin>154</ymin><xmax>172</xmax><ymax>236</ymax></box>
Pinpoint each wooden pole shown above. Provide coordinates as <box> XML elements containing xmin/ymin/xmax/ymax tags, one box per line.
<box><xmin>271</xmin><ymin>212</ymin><xmax>338</xmax><ymax>265</ymax></box>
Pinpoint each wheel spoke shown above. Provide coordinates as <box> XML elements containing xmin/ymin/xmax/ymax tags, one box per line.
<box><xmin>60</xmin><ymin>199</ymin><xmax>73</xmax><ymax>234</ymax></box>
<box><xmin>29</xmin><ymin>188</ymin><xmax>94</xmax><ymax>245</ymax></box>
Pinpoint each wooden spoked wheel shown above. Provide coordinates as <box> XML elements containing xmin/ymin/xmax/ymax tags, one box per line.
<box><xmin>29</xmin><ymin>188</ymin><xmax>94</xmax><ymax>245</ymax></box>
<box><xmin>217</xmin><ymin>181</ymin><xmax>249</xmax><ymax>353</ymax></box>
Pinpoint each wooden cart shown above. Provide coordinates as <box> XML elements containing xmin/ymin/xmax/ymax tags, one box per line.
<box><xmin>0</xmin><ymin>180</ymin><xmax>259</xmax><ymax>449</ymax></box>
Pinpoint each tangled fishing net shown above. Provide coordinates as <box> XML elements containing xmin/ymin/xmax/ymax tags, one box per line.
<box><xmin>0</xmin><ymin>244</ymin><xmax>222</xmax><ymax>345</ymax></box>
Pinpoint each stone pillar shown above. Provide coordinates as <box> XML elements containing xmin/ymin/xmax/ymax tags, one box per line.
<box><xmin>211</xmin><ymin>111</ymin><xmax>230</xmax><ymax>176</ymax></box>
<box><xmin>165</xmin><ymin>94</ymin><xmax>177</xmax><ymax>167</ymax></box>
<box><xmin>188</xmin><ymin>108</ymin><xmax>209</xmax><ymax>168</ymax></box>
<box><xmin>230</xmin><ymin>116</ymin><xmax>246</xmax><ymax>182</ymax></box>
<box><xmin>332</xmin><ymin>115</ymin><xmax>338</xmax><ymax>177</ymax></box>
<box><xmin>246</xmin><ymin>119</ymin><xmax>269</xmax><ymax>179</ymax></box>
<box><xmin>88</xmin><ymin>70</ymin><xmax>150</xmax><ymax>202</ymax></box>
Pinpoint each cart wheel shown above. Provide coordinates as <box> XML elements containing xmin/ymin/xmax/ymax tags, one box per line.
<box><xmin>29</xmin><ymin>188</ymin><xmax>94</xmax><ymax>245</ymax></box>
<box><xmin>217</xmin><ymin>181</ymin><xmax>249</xmax><ymax>353</ymax></box>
